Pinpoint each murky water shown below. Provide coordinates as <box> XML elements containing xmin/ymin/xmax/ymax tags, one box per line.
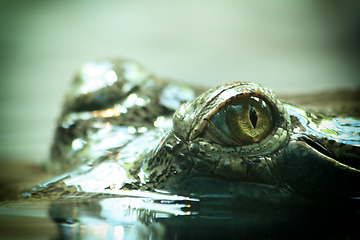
<box><xmin>47</xmin><ymin>196</ymin><xmax>360</xmax><ymax>239</ymax></box>
<box><xmin>1</xmin><ymin>183</ymin><xmax>360</xmax><ymax>239</ymax></box>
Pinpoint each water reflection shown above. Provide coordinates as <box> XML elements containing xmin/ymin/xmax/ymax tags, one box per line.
<box><xmin>49</xmin><ymin>192</ymin><xmax>195</xmax><ymax>240</ymax></box>
<box><xmin>47</xmin><ymin>193</ymin><xmax>360</xmax><ymax>240</ymax></box>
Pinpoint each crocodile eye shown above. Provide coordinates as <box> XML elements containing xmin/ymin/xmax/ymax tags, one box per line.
<box><xmin>206</xmin><ymin>96</ymin><xmax>275</xmax><ymax>146</ymax></box>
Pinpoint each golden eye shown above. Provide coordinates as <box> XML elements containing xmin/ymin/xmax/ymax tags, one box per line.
<box><xmin>206</xmin><ymin>96</ymin><xmax>275</xmax><ymax>146</ymax></box>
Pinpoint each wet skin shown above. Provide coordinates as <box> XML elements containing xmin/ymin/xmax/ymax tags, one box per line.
<box><xmin>6</xmin><ymin>59</ymin><xmax>360</xmax><ymax>202</ymax></box>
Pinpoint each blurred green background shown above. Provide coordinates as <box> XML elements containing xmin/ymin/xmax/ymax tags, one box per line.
<box><xmin>0</xmin><ymin>0</ymin><xmax>359</xmax><ymax>166</ymax></box>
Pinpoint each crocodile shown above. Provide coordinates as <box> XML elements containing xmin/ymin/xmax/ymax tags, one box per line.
<box><xmin>3</xmin><ymin>58</ymin><xmax>360</xmax><ymax>203</ymax></box>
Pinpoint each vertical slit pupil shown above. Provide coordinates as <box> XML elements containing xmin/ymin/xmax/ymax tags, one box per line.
<box><xmin>249</xmin><ymin>106</ymin><xmax>257</xmax><ymax>129</ymax></box>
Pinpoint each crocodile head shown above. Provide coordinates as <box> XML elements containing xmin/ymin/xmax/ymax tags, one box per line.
<box><xmin>25</xmin><ymin>59</ymin><xmax>357</xmax><ymax>203</ymax></box>
<box><xmin>146</xmin><ymin>81</ymin><xmax>360</xmax><ymax>199</ymax></box>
